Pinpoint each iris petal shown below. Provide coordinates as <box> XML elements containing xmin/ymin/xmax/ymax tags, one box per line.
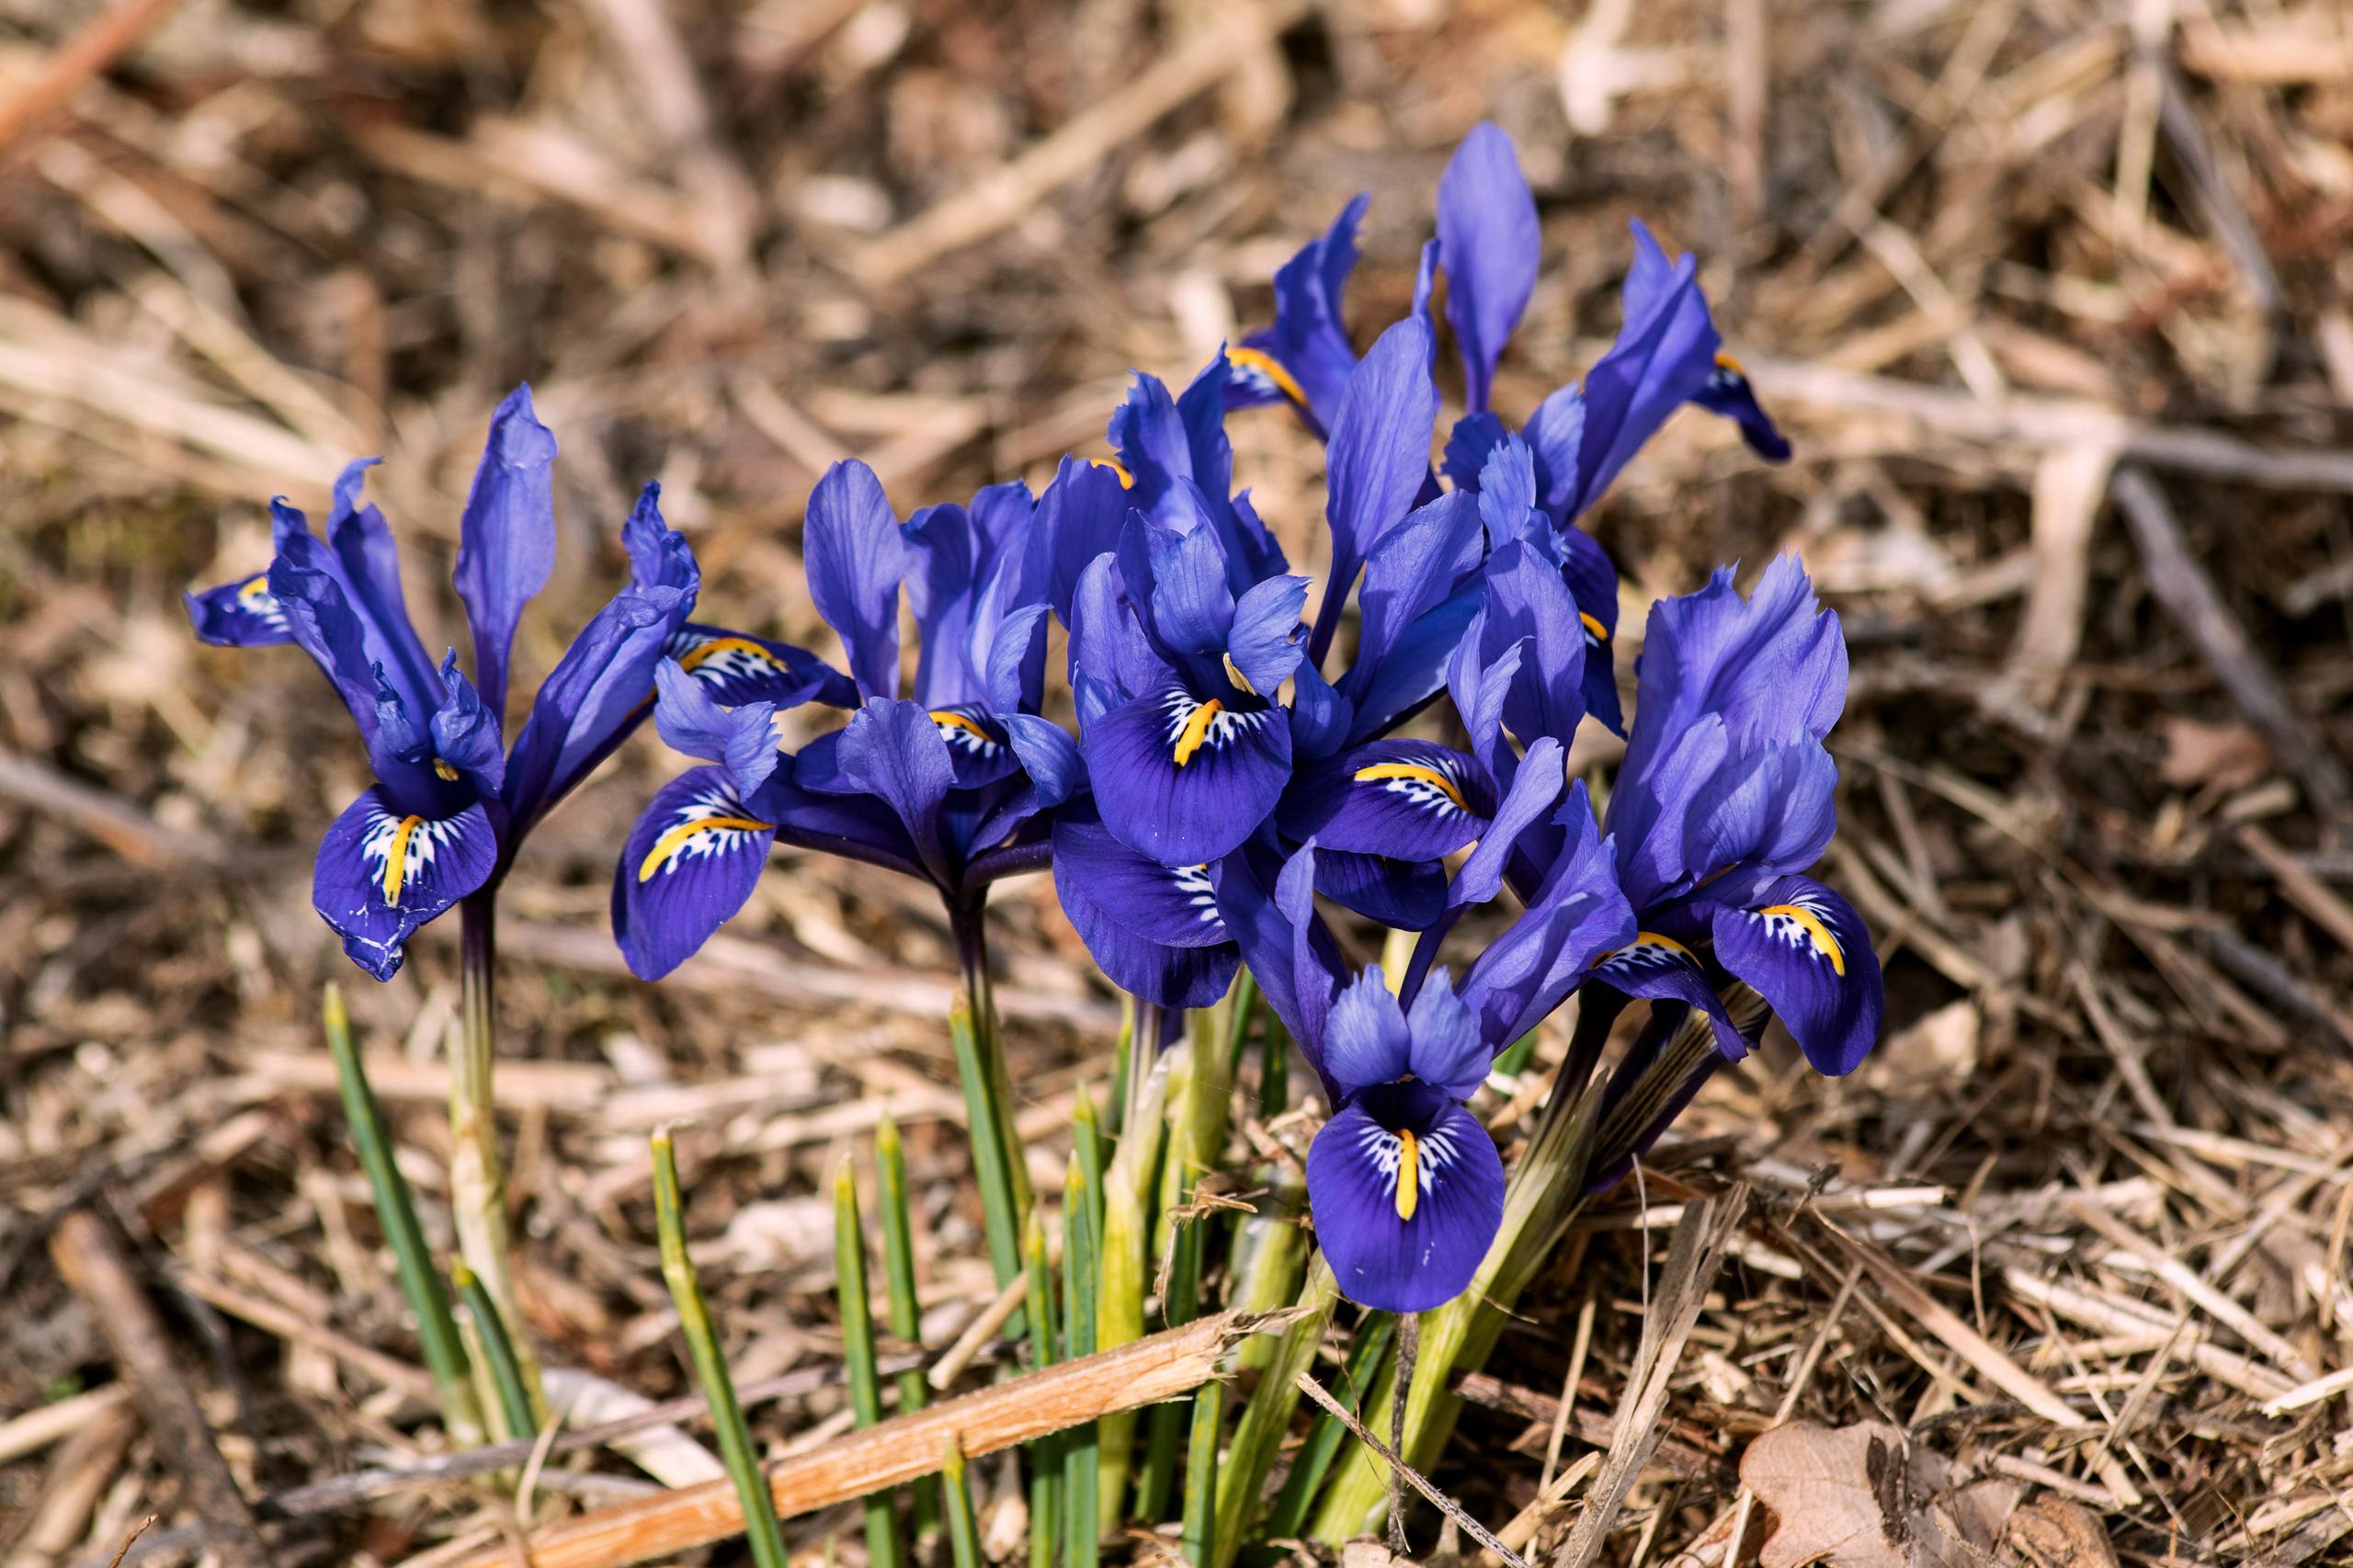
<box><xmin>313</xmin><ymin>787</ymin><xmax>500</xmax><ymax>981</ymax></box>
<box><xmin>611</xmin><ymin>767</ymin><xmax>777</xmax><ymax>981</ymax></box>
<box><xmin>1710</xmin><ymin>876</ymin><xmax>1881</xmax><ymax>1075</ymax></box>
<box><xmin>1084</xmin><ymin>684</ymin><xmax>1290</xmax><ymax>866</ymax></box>
<box><xmin>1307</xmin><ymin>1085</ymin><xmax>1505</xmax><ymax>1313</ymax></box>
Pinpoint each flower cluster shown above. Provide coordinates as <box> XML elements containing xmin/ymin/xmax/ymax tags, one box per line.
<box><xmin>190</xmin><ymin>124</ymin><xmax>1881</xmax><ymax>1316</ymax></box>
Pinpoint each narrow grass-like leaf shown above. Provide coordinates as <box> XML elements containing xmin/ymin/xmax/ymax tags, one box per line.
<box><xmin>1493</xmin><ymin>1029</ymin><xmax>1538</xmax><ymax>1076</ymax></box>
<box><xmin>654</xmin><ymin>1132</ymin><xmax>789</xmax><ymax>1568</ymax></box>
<box><xmin>1096</xmin><ymin>1049</ymin><xmax>1170</xmax><ymax>1528</ymax></box>
<box><xmin>1181</xmin><ymin>1380</ymin><xmax>1222</xmax><ymax>1568</ymax></box>
<box><xmin>451</xmin><ymin>1260</ymin><xmax>533</xmax><ymax>1447</ymax></box>
<box><xmin>1222</xmin><ymin>969</ymin><xmax>1260</xmax><ymax>1079</ymax></box>
<box><xmin>1108</xmin><ymin>996</ymin><xmax>1136</xmax><ymax>1140</ymax></box>
<box><xmin>835</xmin><ymin>1157</ymin><xmax>907</xmax><ymax>1568</ymax></box>
<box><xmin>1257</xmin><ymin>1019</ymin><xmax>1290</xmax><ymax>1119</ymax></box>
<box><xmin>1072</xmin><ymin>1092</ymin><xmax>1106</xmax><ymax>1258</ymax></box>
<box><xmin>1212</xmin><ymin>1256</ymin><xmax>1337</xmax><ymax>1567</ymax></box>
<box><xmin>942</xmin><ymin>1436</ymin><xmax>983</xmax><ymax>1568</ymax></box>
<box><xmin>1062</xmin><ymin>1152</ymin><xmax>1100</xmax><ymax>1568</ymax></box>
<box><xmin>875</xmin><ymin>1113</ymin><xmax>936</xmax><ymax>1539</ymax></box>
<box><xmin>1024</xmin><ymin>1209</ymin><xmax>1062</xmax><ymax>1568</ymax></box>
<box><xmin>322</xmin><ymin>983</ymin><xmax>483</xmax><ymax>1447</ymax></box>
<box><xmin>1263</xmin><ymin>1307</ymin><xmax>1394</xmax><ymax>1542</ymax></box>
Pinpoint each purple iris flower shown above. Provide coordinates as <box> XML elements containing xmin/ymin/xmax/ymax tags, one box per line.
<box><xmin>612</xmin><ymin>460</ymin><xmax>1080</xmax><ymax>981</ymax></box>
<box><xmin>186</xmin><ymin>387</ymin><xmax>831</xmax><ymax>981</ymax></box>
<box><xmin>1214</xmin><ymin>825</ymin><xmax>1631</xmax><ymax>1312</ymax></box>
<box><xmin>1054</xmin><ymin>321</ymin><xmax>1506</xmax><ymax>1001</ymax></box>
<box><xmin>1229</xmin><ymin>122</ymin><xmax>1791</xmax><ymax>739</ymax></box>
<box><xmin>1576</xmin><ymin>556</ymin><xmax>1883</xmax><ymax>1159</ymax></box>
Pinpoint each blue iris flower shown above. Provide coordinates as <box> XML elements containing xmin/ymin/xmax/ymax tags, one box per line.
<box><xmin>186</xmin><ymin>387</ymin><xmax>834</xmax><ymax>980</ymax></box>
<box><xmin>1229</xmin><ymin>122</ymin><xmax>1791</xmax><ymax>738</ymax></box>
<box><xmin>1212</xmin><ymin>831</ymin><xmax>1631</xmax><ymax>1312</ymax></box>
<box><xmin>1574</xmin><ymin>556</ymin><xmax>1883</xmax><ymax>1165</ymax></box>
<box><xmin>612</xmin><ymin>460</ymin><xmax>1081</xmax><ymax>981</ymax></box>
<box><xmin>1053</xmin><ymin>320</ymin><xmax>1507</xmax><ymax>1006</ymax></box>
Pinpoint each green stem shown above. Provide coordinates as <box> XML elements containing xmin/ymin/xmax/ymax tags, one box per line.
<box><xmin>654</xmin><ymin>1132</ymin><xmax>789</xmax><ymax>1568</ymax></box>
<box><xmin>949</xmin><ymin>996</ymin><xmax>1023</xmax><ymax>1305</ymax></box>
<box><xmin>875</xmin><ymin>1114</ymin><xmax>936</xmax><ymax>1540</ymax></box>
<box><xmin>450</xmin><ymin>894</ymin><xmax>544</xmax><ymax>1426</ymax></box>
<box><xmin>835</xmin><ymin>1158</ymin><xmax>907</xmax><ymax>1568</ymax></box>
<box><xmin>322</xmin><ymin>983</ymin><xmax>483</xmax><ymax>1446</ymax></box>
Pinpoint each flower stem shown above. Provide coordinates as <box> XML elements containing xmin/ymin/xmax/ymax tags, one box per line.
<box><xmin>322</xmin><ymin>983</ymin><xmax>483</xmax><ymax>1447</ymax></box>
<box><xmin>949</xmin><ymin>903</ymin><xmax>1032</xmax><ymax>1300</ymax></box>
<box><xmin>1062</xmin><ymin>1150</ymin><xmax>1100</xmax><ymax>1568</ymax></box>
<box><xmin>449</xmin><ymin>893</ymin><xmax>544</xmax><ymax>1426</ymax></box>
<box><xmin>654</xmin><ymin>1132</ymin><xmax>790</xmax><ymax>1568</ymax></box>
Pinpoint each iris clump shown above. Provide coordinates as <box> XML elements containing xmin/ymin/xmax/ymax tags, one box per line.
<box><xmin>190</xmin><ymin>121</ymin><xmax>1886</xmax><ymax>1531</ymax></box>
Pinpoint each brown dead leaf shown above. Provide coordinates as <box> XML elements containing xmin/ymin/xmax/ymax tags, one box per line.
<box><xmin>2158</xmin><ymin>717</ymin><xmax>2271</xmax><ymax>790</ymax></box>
<box><xmin>1741</xmin><ymin>1420</ymin><xmax>2012</xmax><ymax>1568</ymax></box>
<box><xmin>2002</xmin><ymin>1500</ymin><xmax>2120</xmax><ymax>1568</ymax></box>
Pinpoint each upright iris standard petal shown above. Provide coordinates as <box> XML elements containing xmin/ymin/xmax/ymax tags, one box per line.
<box><xmin>1558</xmin><ymin>229</ymin><xmax>1719</xmax><ymax>520</ymax></box>
<box><xmin>326</xmin><ymin>459</ymin><xmax>440</xmax><ymax>714</ymax></box>
<box><xmin>1226</xmin><ymin>575</ymin><xmax>1308</xmax><ymax>698</ymax></box>
<box><xmin>1307</xmin><ymin>1085</ymin><xmax>1506</xmax><ymax>1313</ymax></box>
<box><xmin>1479</xmin><ymin>539</ymin><xmax>1591</xmax><ymax>753</ymax></box>
<box><xmin>1436</xmin><ymin>121</ymin><xmax>1540</xmax><ymax>415</ymax></box>
<box><xmin>1680</xmin><ymin>741</ymin><xmax>1838</xmax><ymax>897</ymax></box>
<box><xmin>428</xmin><ymin>654</ymin><xmax>506</xmax><ymax>797</ymax></box>
<box><xmin>312</xmin><ymin>788</ymin><xmax>500</xmax><ymax>981</ymax></box>
<box><xmin>501</xmin><ymin>586</ymin><xmax>687</xmax><ymax>835</ymax></box>
<box><xmin>1710</xmin><ymin>877</ymin><xmax>1881</xmax><ymax>1075</ymax></box>
<box><xmin>804</xmin><ymin>460</ymin><xmax>908</xmax><ymax>700</ymax></box>
<box><xmin>1627</xmin><ymin>556</ymin><xmax>1847</xmax><ymax>765</ymax></box>
<box><xmin>1320</xmin><ymin>318</ymin><xmax>1440</xmax><ymax>631</ymax></box>
<box><xmin>452</xmin><ymin>386</ymin><xmax>560</xmax><ymax>723</ymax></box>
<box><xmin>187</xmin><ymin>570</ymin><xmax>295</xmax><ymax>646</ymax></box>
<box><xmin>267</xmin><ymin>535</ymin><xmax>395</xmax><ymax>755</ymax></box>
<box><xmin>1084</xmin><ymin>684</ymin><xmax>1292</xmax><ymax>866</ymax></box>
<box><xmin>613</xmin><ymin>766</ymin><xmax>779</xmax><ymax>981</ymax></box>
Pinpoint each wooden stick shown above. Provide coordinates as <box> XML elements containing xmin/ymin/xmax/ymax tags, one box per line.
<box><xmin>50</xmin><ymin>1211</ymin><xmax>277</xmax><ymax>1568</ymax></box>
<box><xmin>417</xmin><ymin>1311</ymin><xmax>1288</xmax><ymax>1568</ymax></box>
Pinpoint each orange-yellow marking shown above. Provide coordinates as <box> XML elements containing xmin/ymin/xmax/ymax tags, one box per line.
<box><xmin>1596</xmin><ymin>929</ymin><xmax>1698</xmax><ymax>968</ymax></box>
<box><xmin>1714</xmin><ymin>351</ymin><xmax>1746</xmax><ymax>376</ymax></box>
<box><xmin>1394</xmin><ymin>1129</ymin><xmax>1421</xmax><ymax>1221</ymax></box>
<box><xmin>678</xmin><ymin>637</ymin><xmax>786</xmax><ymax>675</ymax></box>
<box><xmin>1352</xmin><ymin>762</ymin><xmax>1468</xmax><ymax>812</ymax></box>
<box><xmin>638</xmin><ymin>815</ymin><xmax>776</xmax><ymax>882</ymax></box>
<box><xmin>1226</xmin><ymin>346</ymin><xmax>1310</xmax><ymax>407</ymax></box>
<box><xmin>1578</xmin><ymin>611</ymin><xmax>1609</xmax><ymax>642</ymax></box>
<box><xmin>930</xmin><ymin>709</ymin><xmax>995</xmax><ymax>744</ymax></box>
<box><xmin>381</xmin><ymin>815</ymin><xmax>426</xmax><ymax>905</ymax></box>
<box><xmin>434</xmin><ymin>758</ymin><xmax>460</xmax><ymax>782</ymax></box>
<box><xmin>1103</xmin><ymin>459</ymin><xmax>1135</xmax><ymax>489</ymax></box>
<box><xmin>237</xmin><ymin>574</ymin><xmax>273</xmax><ymax>603</ymax></box>
<box><xmin>1760</xmin><ymin>903</ymin><xmax>1846</xmax><ymax>975</ymax></box>
<box><xmin>1172</xmin><ymin>699</ymin><xmax>1222</xmax><ymax>767</ymax></box>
